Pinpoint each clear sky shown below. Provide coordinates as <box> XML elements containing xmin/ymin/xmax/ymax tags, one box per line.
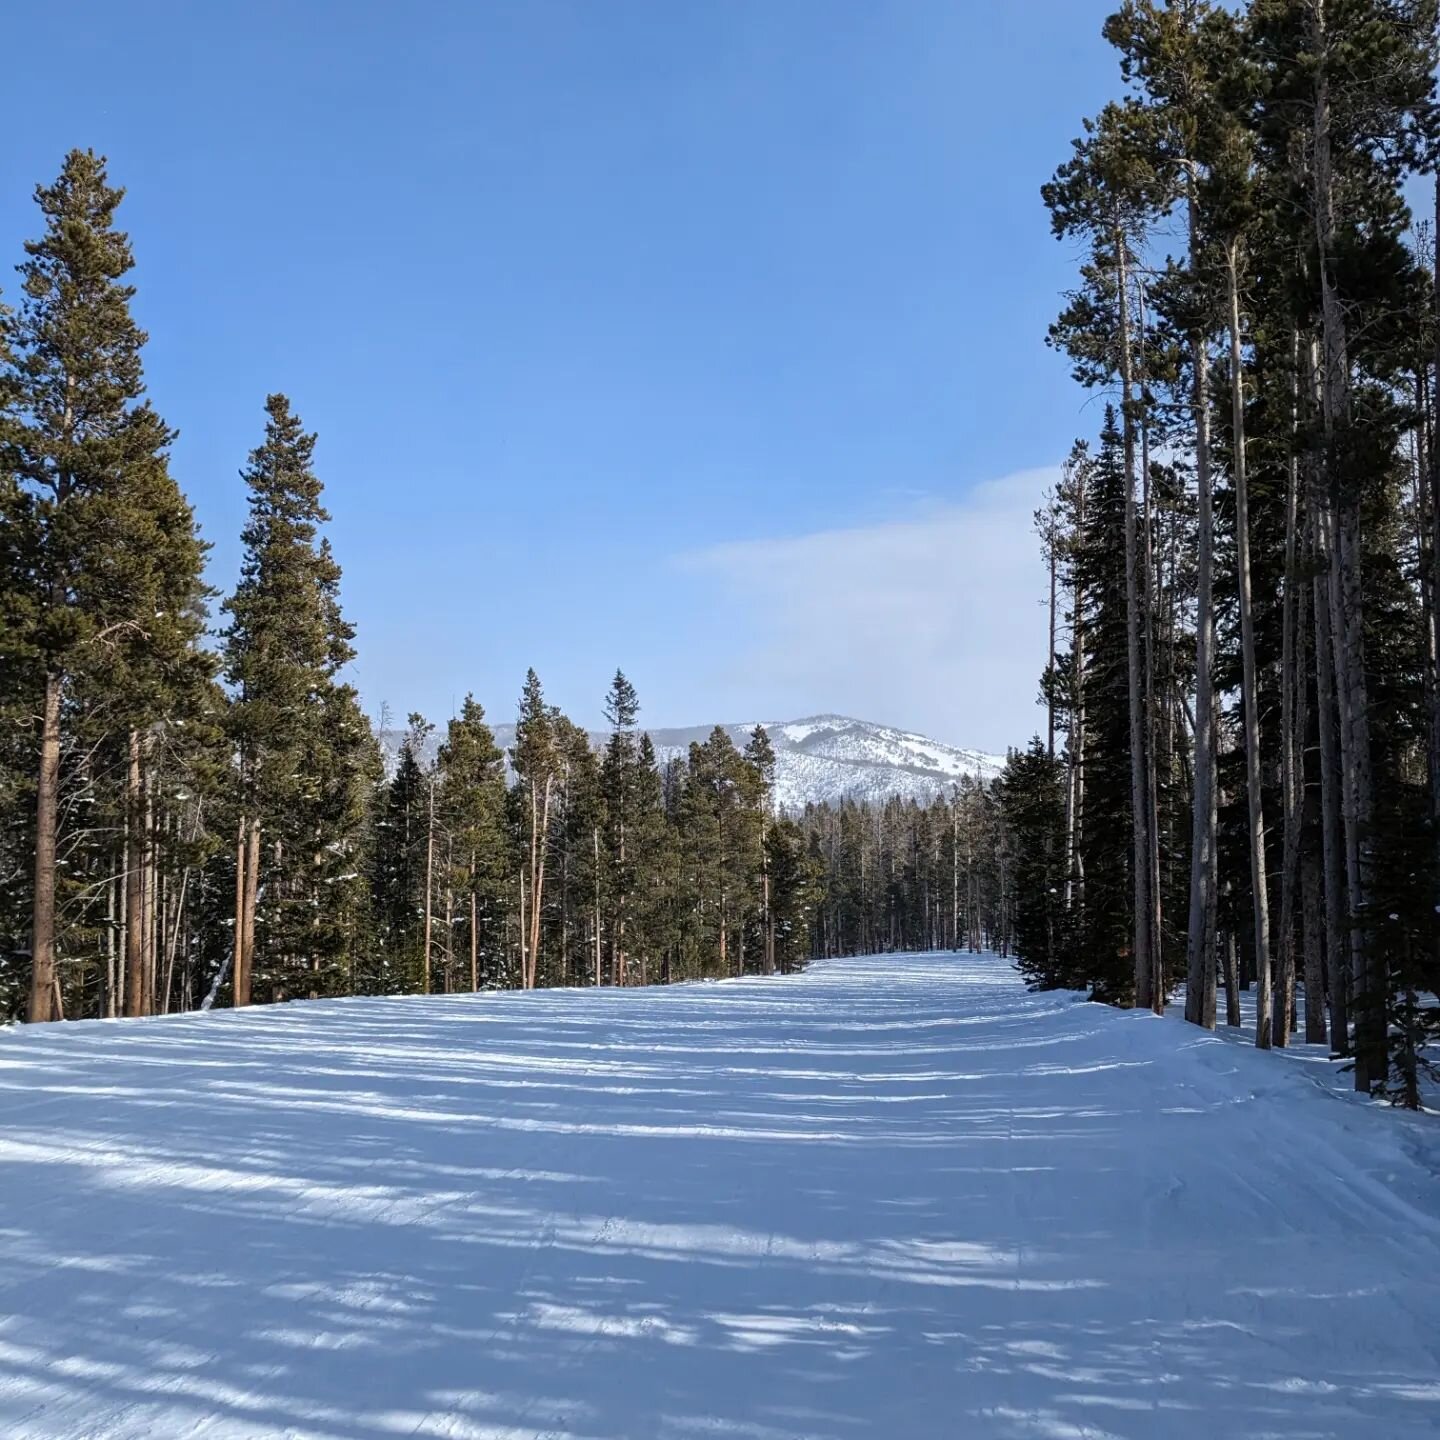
<box><xmin>2</xmin><ymin>1</ymin><xmax>1121</xmax><ymax>753</ymax></box>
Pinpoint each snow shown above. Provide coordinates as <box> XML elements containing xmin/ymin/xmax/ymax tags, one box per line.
<box><xmin>2</xmin><ymin>952</ymin><xmax>1438</xmax><ymax>1439</ymax></box>
<box><xmin>378</xmin><ymin>716</ymin><xmax>1007</xmax><ymax>812</ymax></box>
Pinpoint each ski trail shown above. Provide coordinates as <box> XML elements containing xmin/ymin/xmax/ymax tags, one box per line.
<box><xmin>0</xmin><ymin>952</ymin><xmax>1437</xmax><ymax>1438</ymax></box>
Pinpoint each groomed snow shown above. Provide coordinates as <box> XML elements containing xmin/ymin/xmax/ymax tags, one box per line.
<box><xmin>1</xmin><ymin>953</ymin><xmax>1438</xmax><ymax>1439</ymax></box>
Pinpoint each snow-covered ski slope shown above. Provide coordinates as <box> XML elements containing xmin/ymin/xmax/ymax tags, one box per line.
<box><xmin>1</xmin><ymin>953</ymin><xmax>1438</xmax><ymax>1440</ymax></box>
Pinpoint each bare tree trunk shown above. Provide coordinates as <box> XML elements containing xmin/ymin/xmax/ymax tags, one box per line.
<box><xmin>28</xmin><ymin>674</ymin><xmax>62</xmax><ymax>1023</ymax></box>
<box><xmin>105</xmin><ymin>876</ymin><xmax>118</xmax><ymax>1019</ymax></box>
<box><xmin>1223</xmin><ymin>922</ymin><xmax>1242</xmax><ymax>1028</ymax></box>
<box><xmin>617</xmin><ymin>813</ymin><xmax>628</xmax><ymax>985</ymax></box>
<box><xmin>443</xmin><ymin>855</ymin><xmax>453</xmax><ymax>994</ymax></box>
<box><xmin>1311</xmin><ymin>477</ymin><xmax>1348</xmax><ymax>1053</ymax></box>
<box><xmin>1069</xmin><ymin>474</ymin><xmax>1087</xmax><ymax>921</ymax></box>
<box><xmin>526</xmin><ymin>775</ymin><xmax>552</xmax><ymax>989</ymax></box>
<box><xmin>423</xmin><ymin>777</ymin><xmax>434</xmax><ymax>995</ymax></box>
<box><xmin>1138</xmin><ymin>279</ymin><xmax>1165</xmax><ymax>1014</ymax></box>
<box><xmin>143</xmin><ymin>758</ymin><xmax>157</xmax><ymax>1016</ymax></box>
<box><xmin>162</xmin><ymin>808</ymin><xmax>198</xmax><ymax>1020</ymax></box>
<box><xmin>241</xmin><ymin>819</ymin><xmax>260</xmax><ymax>1006</ymax></box>
<box><xmin>1185</xmin><ymin>204</ymin><xmax>1218</xmax><ymax>1028</ymax></box>
<box><xmin>1116</xmin><ymin>221</ymin><xmax>1155</xmax><ymax>1010</ymax></box>
<box><xmin>517</xmin><ymin>868</ymin><xmax>526</xmax><ymax>991</ymax></box>
<box><xmin>1302</xmin><ymin>844</ymin><xmax>1327</xmax><ymax>1044</ymax></box>
<box><xmin>951</xmin><ymin>801</ymin><xmax>960</xmax><ymax>947</ymax></box>
<box><xmin>1046</xmin><ymin>536</ymin><xmax>1057</xmax><ymax>760</ymax></box>
<box><xmin>761</xmin><ymin>806</ymin><xmax>775</xmax><ymax>976</ymax></box>
<box><xmin>592</xmin><ymin>827</ymin><xmax>602</xmax><ymax>986</ymax></box>
<box><xmin>1431</xmin><ymin>174</ymin><xmax>1440</xmax><ymax>833</ymax></box>
<box><xmin>1275</xmin><ymin>332</ymin><xmax>1304</xmax><ymax>1047</ymax></box>
<box><xmin>1227</xmin><ymin>243</ymin><xmax>1273</xmax><ymax>1050</ymax></box>
<box><xmin>470</xmin><ymin>880</ymin><xmax>479</xmax><ymax>992</ymax></box>
<box><xmin>1312</xmin><ymin>7</ymin><xmax>1379</xmax><ymax>1088</ymax></box>
<box><xmin>233</xmin><ymin>815</ymin><xmax>248</xmax><ymax>1007</ymax></box>
<box><xmin>125</xmin><ymin>729</ymin><xmax>146</xmax><ymax>1018</ymax></box>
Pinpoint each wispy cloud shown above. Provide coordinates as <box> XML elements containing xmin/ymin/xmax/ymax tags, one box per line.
<box><xmin>677</xmin><ymin>468</ymin><xmax>1055</xmax><ymax>752</ymax></box>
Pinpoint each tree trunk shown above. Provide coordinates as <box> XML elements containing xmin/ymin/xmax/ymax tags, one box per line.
<box><xmin>240</xmin><ymin>818</ymin><xmax>260</xmax><ymax>1006</ymax></box>
<box><xmin>470</xmin><ymin>883</ymin><xmax>479</xmax><ymax>992</ymax></box>
<box><xmin>1137</xmin><ymin>278</ymin><xmax>1164</xmax><ymax>1014</ymax></box>
<box><xmin>1223</xmin><ymin>924</ymin><xmax>1241</xmax><ymax>1029</ymax></box>
<box><xmin>1184</xmin><ymin>199</ymin><xmax>1217</xmax><ymax>1029</ymax></box>
<box><xmin>761</xmin><ymin>809</ymin><xmax>775</xmax><ymax>976</ymax></box>
<box><xmin>951</xmin><ymin>803</ymin><xmax>960</xmax><ymax>947</ymax></box>
<box><xmin>233</xmin><ymin>816</ymin><xmax>247</xmax><ymax>1006</ymax></box>
<box><xmin>27</xmin><ymin>673</ymin><xmax>62</xmax><ymax>1023</ymax></box>
<box><xmin>1115</xmin><ymin>219</ymin><xmax>1156</xmax><ymax>1010</ymax></box>
<box><xmin>527</xmin><ymin>775</ymin><xmax>552</xmax><ymax>989</ymax></box>
<box><xmin>1302</xmin><ymin>844</ymin><xmax>1327</xmax><ymax>1045</ymax></box>
<box><xmin>105</xmin><ymin>877</ymin><xmax>118</xmax><ymax>1019</ymax></box>
<box><xmin>443</xmin><ymin>866</ymin><xmax>453</xmax><ymax>994</ymax></box>
<box><xmin>1311</xmin><ymin>478</ymin><xmax>1348</xmax><ymax>1054</ymax></box>
<box><xmin>1227</xmin><ymin>243</ymin><xmax>1273</xmax><ymax>1050</ymax></box>
<box><xmin>1069</xmin><ymin>472</ymin><xmax>1087</xmax><ymax>921</ymax></box>
<box><xmin>423</xmin><ymin>777</ymin><xmax>434</xmax><ymax>994</ymax></box>
<box><xmin>1046</xmin><ymin>538</ymin><xmax>1057</xmax><ymax>760</ymax></box>
<box><xmin>124</xmin><ymin>729</ymin><xmax>147</xmax><ymax>1018</ymax></box>
<box><xmin>517</xmin><ymin>868</ymin><xmax>527</xmax><ymax>991</ymax></box>
<box><xmin>1275</xmin><ymin>332</ymin><xmax>1304</xmax><ymax>1047</ymax></box>
<box><xmin>1431</xmin><ymin>173</ymin><xmax>1440</xmax><ymax>835</ymax></box>
<box><xmin>1312</xmin><ymin>6</ymin><xmax>1379</xmax><ymax>1088</ymax></box>
<box><xmin>143</xmin><ymin>756</ymin><xmax>157</xmax><ymax>1016</ymax></box>
<box><xmin>593</xmin><ymin>826</ymin><xmax>602</xmax><ymax>986</ymax></box>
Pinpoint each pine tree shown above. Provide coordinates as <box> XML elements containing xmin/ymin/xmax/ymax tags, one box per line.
<box><xmin>599</xmin><ymin>670</ymin><xmax>641</xmax><ymax>985</ymax></box>
<box><xmin>223</xmin><ymin>394</ymin><xmax>358</xmax><ymax>1006</ymax></box>
<box><xmin>1032</xmin><ymin>0</ymin><xmax>1440</xmax><ymax>1102</ymax></box>
<box><xmin>997</xmin><ymin>739</ymin><xmax>1068</xmax><ymax>988</ymax></box>
<box><xmin>0</xmin><ymin>266</ymin><xmax>37</xmax><ymax>1016</ymax></box>
<box><xmin>370</xmin><ymin>714</ymin><xmax>431</xmax><ymax>994</ymax></box>
<box><xmin>511</xmin><ymin>670</ymin><xmax>558</xmax><ymax>990</ymax></box>
<box><xmin>745</xmin><ymin>725</ymin><xmax>778</xmax><ymax>974</ymax></box>
<box><xmin>626</xmin><ymin>732</ymin><xmax>673</xmax><ymax>981</ymax></box>
<box><xmin>5</xmin><ymin>150</ymin><xmax>201</xmax><ymax>1022</ymax></box>
<box><xmin>436</xmin><ymin>696</ymin><xmax>508</xmax><ymax>991</ymax></box>
<box><xmin>766</xmin><ymin>815</ymin><xmax>822</xmax><ymax>973</ymax></box>
<box><xmin>1045</xmin><ymin>104</ymin><xmax>1172</xmax><ymax>1012</ymax></box>
<box><xmin>552</xmin><ymin>713</ymin><xmax>601</xmax><ymax>988</ymax></box>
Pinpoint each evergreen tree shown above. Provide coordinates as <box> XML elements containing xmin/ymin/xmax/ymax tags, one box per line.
<box><xmin>745</xmin><ymin>725</ymin><xmax>778</xmax><ymax>974</ymax></box>
<box><xmin>552</xmin><ymin>713</ymin><xmax>602</xmax><ymax>988</ymax></box>
<box><xmin>626</xmin><ymin>732</ymin><xmax>673</xmax><ymax>981</ymax></box>
<box><xmin>997</xmin><ymin>739</ymin><xmax>1068</xmax><ymax>988</ymax></box>
<box><xmin>436</xmin><ymin>696</ymin><xmax>508</xmax><ymax>991</ymax></box>
<box><xmin>511</xmin><ymin>669</ymin><xmax>558</xmax><ymax>990</ymax></box>
<box><xmin>223</xmin><ymin>394</ymin><xmax>358</xmax><ymax>1006</ymax></box>
<box><xmin>5</xmin><ymin>150</ymin><xmax>202</xmax><ymax>1022</ymax></box>
<box><xmin>370</xmin><ymin>715</ymin><xmax>431</xmax><ymax>994</ymax></box>
<box><xmin>599</xmin><ymin>670</ymin><xmax>641</xmax><ymax>984</ymax></box>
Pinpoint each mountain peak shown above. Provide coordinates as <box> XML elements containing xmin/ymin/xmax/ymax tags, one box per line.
<box><xmin>378</xmin><ymin>714</ymin><xmax>1004</xmax><ymax>811</ymax></box>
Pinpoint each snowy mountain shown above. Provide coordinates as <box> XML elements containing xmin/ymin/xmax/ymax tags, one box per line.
<box><xmin>381</xmin><ymin>714</ymin><xmax>1004</xmax><ymax>810</ymax></box>
<box><xmin>639</xmin><ymin>715</ymin><xmax>1005</xmax><ymax>810</ymax></box>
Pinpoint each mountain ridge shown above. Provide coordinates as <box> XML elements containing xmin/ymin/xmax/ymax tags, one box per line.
<box><xmin>379</xmin><ymin>713</ymin><xmax>1005</xmax><ymax>811</ymax></box>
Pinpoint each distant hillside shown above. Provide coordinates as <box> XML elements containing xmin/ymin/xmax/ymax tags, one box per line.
<box><xmin>379</xmin><ymin>714</ymin><xmax>1004</xmax><ymax>810</ymax></box>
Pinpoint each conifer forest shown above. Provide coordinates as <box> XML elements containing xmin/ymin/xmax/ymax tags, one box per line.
<box><xmin>1006</xmin><ymin>0</ymin><xmax>1440</xmax><ymax>1109</ymax></box>
<box><xmin>4</xmin><ymin>6</ymin><xmax>1440</xmax><ymax>1438</ymax></box>
<box><xmin>0</xmin><ymin>150</ymin><xmax>1012</xmax><ymax>1026</ymax></box>
<box><xmin>5</xmin><ymin>2</ymin><xmax>1440</xmax><ymax>1116</ymax></box>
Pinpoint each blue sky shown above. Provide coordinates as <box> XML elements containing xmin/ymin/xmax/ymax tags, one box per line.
<box><xmin>2</xmin><ymin>1</ymin><xmax>1120</xmax><ymax>752</ymax></box>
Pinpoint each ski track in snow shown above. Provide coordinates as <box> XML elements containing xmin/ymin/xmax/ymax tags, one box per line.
<box><xmin>0</xmin><ymin>952</ymin><xmax>1437</xmax><ymax>1439</ymax></box>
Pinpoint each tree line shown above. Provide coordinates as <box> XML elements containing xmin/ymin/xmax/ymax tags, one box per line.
<box><xmin>995</xmin><ymin>0</ymin><xmax>1440</xmax><ymax>1106</ymax></box>
<box><xmin>0</xmin><ymin>149</ymin><xmax>1012</xmax><ymax>1024</ymax></box>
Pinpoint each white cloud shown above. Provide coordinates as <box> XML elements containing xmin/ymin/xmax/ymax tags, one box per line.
<box><xmin>678</xmin><ymin>467</ymin><xmax>1056</xmax><ymax>752</ymax></box>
